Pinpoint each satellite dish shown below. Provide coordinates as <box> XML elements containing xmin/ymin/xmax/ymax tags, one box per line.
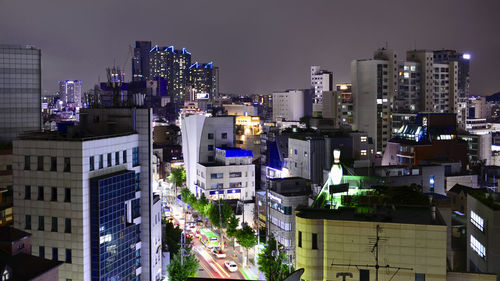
<box><xmin>283</xmin><ymin>268</ymin><xmax>305</xmax><ymax>281</ymax></box>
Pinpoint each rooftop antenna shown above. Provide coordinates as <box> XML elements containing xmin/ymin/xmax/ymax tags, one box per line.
<box><xmin>331</xmin><ymin>224</ymin><xmax>413</xmax><ymax>281</ymax></box>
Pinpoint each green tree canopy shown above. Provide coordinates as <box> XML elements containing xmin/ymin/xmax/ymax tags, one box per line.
<box><xmin>163</xmin><ymin>220</ymin><xmax>183</xmax><ymax>255</ymax></box>
<box><xmin>169</xmin><ymin>168</ymin><xmax>186</xmax><ymax>188</ymax></box>
<box><xmin>166</xmin><ymin>250</ymin><xmax>199</xmax><ymax>281</ymax></box>
<box><xmin>236</xmin><ymin>223</ymin><xmax>257</xmax><ymax>249</ymax></box>
<box><xmin>208</xmin><ymin>201</ymin><xmax>235</xmax><ymax>229</ymax></box>
<box><xmin>257</xmin><ymin>236</ymin><xmax>294</xmax><ymax>281</ymax></box>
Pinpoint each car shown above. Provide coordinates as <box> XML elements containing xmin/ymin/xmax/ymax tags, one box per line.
<box><xmin>187</xmin><ymin>224</ymin><xmax>197</xmax><ymax>233</ymax></box>
<box><xmin>211</xmin><ymin>247</ymin><xmax>226</xmax><ymax>259</ymax></box>
<box><xmin>224</xmin><ymin>260</ymin><xmax>238</xmax><ymax>272</ymax></box>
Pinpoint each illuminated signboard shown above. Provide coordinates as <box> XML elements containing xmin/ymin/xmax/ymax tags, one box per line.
<box><xmin>236</xmin><ymin>116</ymin><xmax>260</xmax><ymax>126</ymax></box>
<box><xmin>196</xmin><ymin>93</ymin><xmax>210</xmax><ymax>100</ymax></box>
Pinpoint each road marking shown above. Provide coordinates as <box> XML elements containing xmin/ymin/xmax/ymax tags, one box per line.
<box><xmin>209</xmin><ymin>262</ymin><xmax>225</xmax><ymax>278</ymax></box>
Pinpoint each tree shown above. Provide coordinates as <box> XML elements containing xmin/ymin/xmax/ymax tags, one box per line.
<box><xmin>163</xmin><ymin>220</ymin><xmax>183</xmax><ymax>255</ymax></box>
<box><xmin>226</xmin><ymin>215</ymin><xmax>240</xmax><ymax>256</ymax></box>
<box><xmin>180</xmin><ymin>188</ymin><xmax>195</xmax><ymax>206</ymax></box>
<box><xmin>166</xmin><ymin>249</ymin><xmax>199</xmax><ymax>281</ymax></box>
<box><xmin>257</xmin><ymin>236</ymin><xmax>294</xmax><ymax>281</ymax></box>
<box><xmin>208</xmin><ymin>200</ymin><xmax>235</xmax><ymax>249</ymax></box>
<box><xmin>169</xmin><ymin>167</ymin><xmax>186</xmax><ymax>188</ymax></box>
<box><xmin>236</xmin><ymin>223</ymin><xmax>258</xmax><ymax>266</ymax></box>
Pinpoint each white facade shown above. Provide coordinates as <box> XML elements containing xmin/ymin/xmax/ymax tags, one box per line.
<box><xmin>195</xmin><ymin>149</ymin><xmax>255</xmax><ymax>201</ymax></box>
<box><xmin>352</xmin><ymin>59</ymin><xmax>392</xmax><ymax>154</ymax></box>
<box><xmin>181</xmin><ymin>115</ymin><xmax>234</xmax><ymax>194</ymax></box>
<box><xmin>272</xmin><ymin>90</ymin><xmax>307</xmax><ymax>122</ymax></box>
<box><xmin>223</xmin><ymin>104</ymin><xmax>258</xmax><ymax>116</ymax></box>
<box><xmin>13</xmin><ymin>133</ymin><xmax>146</xmax><ymax>281</ymax></box>
<box><xmin>310</xmin><ymin>66</ymin><xmax>333</xmax><ymax>104</ymax></box>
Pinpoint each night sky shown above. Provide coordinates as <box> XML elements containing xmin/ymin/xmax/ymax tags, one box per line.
<box><xmin>1</xmin><ymin>0</ymin><xmax>500</xmax><ymax>96</ymax></box>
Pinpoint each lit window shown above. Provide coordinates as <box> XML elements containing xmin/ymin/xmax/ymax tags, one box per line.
<box><xmin>470</xmin><ymin>235</ymin><xmax>486</xmax><ymax>258</ymax></box>
<box><xmin>361</xmin><ymin>150</ymin><xmax>367</xmax><ymax>156</ymax></box>
<box><xmin>361</xmin><ymin>136</ymin><xmax>367</xmax><ymax>142</ymax></box>
<box><xmin>470</xmin><ymin>211</ymin><xmax>484</xmax><ymax>232</ymax></box>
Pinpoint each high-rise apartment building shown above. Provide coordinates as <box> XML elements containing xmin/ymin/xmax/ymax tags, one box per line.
<box><xmin>322</xmin><ymin>83</ymin><xmax>355</xmax><ymax>129</ymax></box>
<box><xmin>353</xmin><ymin>48</ymin><xmax>464</xmax><ymax>154</ymax></box>
<box><xmin>132</xmin><ymin>41</ymin><xmax>152</xmax><ymax>82</ymax></box>
<box><xmin>310</xmin><ymin>66</ymin><xmax>333</xmax><ymax>104</ymax></box>
<box><xmin>188</xmin><ymin>62</ymin><xmax>218</xmax><ymax>100</ymax></box>
<box><xmin>149</xmin><ymin>46</ymin><xmax>191</xmax><ymax>107</ymax></box>
<box><xmin>13</xmin><ymin>108</ymin><xmax>162</xmax><ymax>281</ymax></box>
<box><xmin>407</xmin><ymin>50</ymin><xmax>459</xmax><ymax>118</ymax></box>
<box><xmin>58</xmin><ymin>80</ymin><xmax>82</xmax><ymax>108</ymax></box>
<box><xmin>352</xmin><ymin>49</ymin><xmax>396</xmax><ymax>154</ymax></box>
<box><xmin>0</xmin><ymin>45</ymin><xmax>41</xmax><ymax>142</ymax></box>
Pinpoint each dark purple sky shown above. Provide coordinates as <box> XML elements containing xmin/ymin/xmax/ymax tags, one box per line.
<box><xmin>2</xmin><ymin>0</ymin><xmax>500</xmax><ymax>96</ymax></box>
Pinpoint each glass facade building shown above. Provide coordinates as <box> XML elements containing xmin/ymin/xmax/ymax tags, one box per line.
<box><xmin>90</xmin><ymin>170</ymin><xmax>141</xmax><ymax>281</ymax></box>
<box><xmin>0</xmin><ymin>45</ymin><xmax>41</xmax><ymax>141</ymax></box>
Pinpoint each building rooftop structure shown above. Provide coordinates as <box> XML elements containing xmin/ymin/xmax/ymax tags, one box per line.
<box><xmin>296</xmin><ymin>205</ymin><xmax>445</xmax><ymax>226</ymax></box>
<box><xmin>215</xmin><ymin>147</ymin><xmax>253</xmax><ymax>158</ymax></box>
<box><xmin>0</xmin><ymin>252</ymin><xmax>62</xmax><ymax>280</ymax></box>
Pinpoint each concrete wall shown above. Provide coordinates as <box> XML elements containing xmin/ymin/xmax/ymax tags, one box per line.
<box><xmin>295</xmin><ymin>217</ymin><xmax>447</xmax><ymax>281</ymax></box>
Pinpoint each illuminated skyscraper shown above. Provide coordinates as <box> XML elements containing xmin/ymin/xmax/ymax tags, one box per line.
<box><xmin>0</xmin><ymin>45</ymin><xmax>41</xmax><ymax>142</ymax></box>
<box><xmin>58</xmin><ymin>80</ymin><xmax>82</xmax><ymax>108</ymax></box>
<box><xmin>188</xmin><ymin>62</ymin><xmax>218</xmax><ymax>100</ymax></box>
<box><xmin>148</xmin><ymin>46</ymin><xmax>191</xmax><ymax>107</ymax></box>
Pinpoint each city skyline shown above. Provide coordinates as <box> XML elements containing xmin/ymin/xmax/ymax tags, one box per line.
<box><xmin>1</xmin><ymin>0</ymin><xmax>500</xmax><ymax>96</ymax></box>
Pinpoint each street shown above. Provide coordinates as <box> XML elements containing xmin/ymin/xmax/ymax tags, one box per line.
<box><xmin>162</xmin><ymin>181</ymin><xmax>262</xmax><ymax>280</ymax></box>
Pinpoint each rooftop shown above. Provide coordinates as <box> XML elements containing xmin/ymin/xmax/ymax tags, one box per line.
<box><xmin>216</xmin><ymin>147</ymin><xmax>253</xmax><ymax>158</ymax></box>
<box><xmin>17</xmin><ymin>129</ymin><xmax>136</xmax><ymax>142</ymax></box>
<box><xmin>0</xmin><ymin>227</ymin><xmax>30</xmax><ymax>243</ymax></box>
<box><xmin>296</xmin><ymin>206</ymin><xmax>445</xmax><ymax>226</ymax></box>
<box><xmin>0</xmin><ymin>252</ymin><xmax>62</xmax><ymax>281</ymax></box>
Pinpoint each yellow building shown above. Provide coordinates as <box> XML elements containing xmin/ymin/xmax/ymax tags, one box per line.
<box><xmin>295</xmin><ymin>207</ymin><xmax>448</xmax><ymax>281</ymax></box>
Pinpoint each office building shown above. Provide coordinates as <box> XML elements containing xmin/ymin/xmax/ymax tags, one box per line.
<box><xmin>58</xmin><ymin>80</ymin><xmax>82</xmax><ymax>108</ymax></box>
<box><xmin>469</xmin><ymin>96</ymin><xmax>490</xmax><ymax>119</ymax></box>
<box><xmin>132</xmin><ymin>41</ymin><xmax>152</xmax><ymax>82</ymax></box>
<box><xmin>181</xmin><ymin>115</ymin><xmax>235</xmax><ymax>194</ymax></box>
<box><xmin>13</xmin><ymin>108</ymin><xmax>162</xmax><ymax>281</ymax></box>
<box><xmin>286</xmin><ymin>136</ymin><xmax>325</xmax><ymax>186</ymax></box>
<box><xmin>0</xmin><ymin>45</ymin><xmax>41</xmax><ymax>142</ymax></box>
<box><xmin>310</xmin><ymin>66</ymin><xmax>333</xmax><ymax>105</ymax></box>
<box><xmin>267</xmin><ymin>177</ymin><xmax>310</xmax><ymax>264</ymax></box>
<box><xmin>0</xmin><ymin>144</ymin><xmax>13</xmax><ymax>227</ymax></box>
<box><xmin>272</xmin><ymin>90</ymin><xmax>313</xmax><ymax>122</ymax></box>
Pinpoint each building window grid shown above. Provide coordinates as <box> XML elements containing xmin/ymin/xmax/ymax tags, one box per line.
<box><xmin>64</xmin><ymin>188</ymin><xmax>71</xmax><ymax>202</ymax></box>
<box><xmin>24</xmin><ymin>156</ymin><xmax>30</xmax><ymax>170</ymax></box>
<box><xmin>107</xmin><ymin>153</ymin><xmax>112</xmax><ymax>167</ymax></box>
<box><xmin>123</xmin><ymin>150</ymin><xmax>127</xmax><ymax>163</ymax></box>
<box><xmin>51</xmin><ymin>217</ymin><xmax>58</xmax><ymax>232</ymax></box>
<box><xmin>470</xmin><ymin>210</ymin><xmax>484</xmax><ymax>232</ymax></box>
<box><xmin>470</xmin><ymin>235</ymin><xmax>486</xmax><ymax>258</ymax></box>
<box><xmin>115</xmin><ymin>151</ymin><xmax>119</xmax><ymax>165</ymax></box>
<box><xmin>65</xmin><ymin>218</ymin><xmax>71</xmax><ymax>233</ymax></box>
<box><xmin>37</xmin><ymin>156</ymin><xmax>43</xmax><ymax>171</ymax></box>
<box><xmin>25</xmin><ymin>215</ymin><xmax>31</xmax><ymax>230</ymax></box>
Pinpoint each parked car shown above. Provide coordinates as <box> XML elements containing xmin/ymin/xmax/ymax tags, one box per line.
<box><xmin>211</xmin><ymin>247</ymin><xmax>226</xmax><ymax>259</ymax></box>
<box><xmin>224</xmin><ymin>260</ymin><xmax>238</xmax><ymax>272</ymax></box>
